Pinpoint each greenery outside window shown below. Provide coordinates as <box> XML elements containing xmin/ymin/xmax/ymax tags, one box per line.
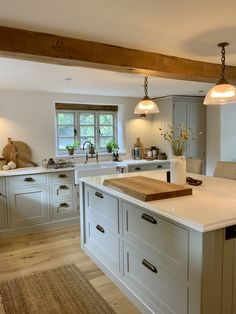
<box><xmin>56</xmin><ymin>109</ymin><xmax>117</xmax><ymax>154</ymax></box>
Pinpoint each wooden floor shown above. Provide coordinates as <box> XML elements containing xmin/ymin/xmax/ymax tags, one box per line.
<box><xmin>0</xmin><ymin>223</ymin><xmax>140</xmax><ymax>314</ymax></box>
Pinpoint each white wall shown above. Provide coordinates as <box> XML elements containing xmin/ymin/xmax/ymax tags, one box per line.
<box><xmin>206</xmin><ymin>104</ymin><xmax>236</xmax><ymax>175</ymax></box>
<box><xmin>0</xmin><ymin>89</ymin><xmax>153</xmax><ymax>164</ymax></box>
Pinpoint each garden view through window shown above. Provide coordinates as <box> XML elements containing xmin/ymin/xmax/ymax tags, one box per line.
<box><xmin>56</xmin><ymin>110</ymin><xmax>117</xmax><ymax>153</ymax></box>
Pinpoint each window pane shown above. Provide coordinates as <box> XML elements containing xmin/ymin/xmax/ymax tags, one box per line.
<box><xmin>58</xmin><ymin>138</ymin><xmax>74</xmax><ymax>150</ymax></box>
<box><xmin>100</xmin><ymin>137</ymin><xmax>113</xmax><ymax>148</ymax></box>
<box><xmin>58</xmin><ymin>126</ymin><xmax>74</xmax><ymax>137</ymax></box>
<box><xmin>80</xmin><ymin>126</ymin><xmax>94</xmax><ymax>137</ymax></box>
<box><xmin>58</xmin><ymin>113</ymin><xmax>74</xmax><ymax>125</ymax></box>
<box><xmin>100</xmin><ymin>126</ymin><xmax>113</xmax><ymax>136</ymax></box>
<box><xmin>99</xmin><ymin>114</ymin><xmax>113</xmax><ymax>125</ymax></box>
<box><xmin>81</xmin><ymin>138</ymin><xmax>95</xmax><ymax>147</ymax></box>
<box><xmin>80</xmin><ymin>113</ymin><xmax>94</xmax><ymax>125</ymax></box>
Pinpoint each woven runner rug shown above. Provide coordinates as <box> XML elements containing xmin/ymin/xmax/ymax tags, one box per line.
<box><xmin>0</xmin><ymin>264</ymin><xmax>115</xmax><ymax>314</ymax></box>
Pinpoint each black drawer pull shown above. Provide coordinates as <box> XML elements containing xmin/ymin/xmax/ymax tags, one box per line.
<box><xmin>141</xmin><ymin>213</ymin><xmax>157</xmax><ymax>224</ymax></box>
<box><xmin>157</xmin><ymin>165</ymin><xmax>163</xmax><ymax>168</ymax></box>
<box><xmin>142</xmin><ymin>259</ymin><xmax>158</xmax><ymax>273</ymax></box>
<box><xmin>59</xmin><ymin>202</ymin><xmax>69</xmax><ymax>207</ymax></box>
<box><xmin>96</xmin><ymin>224</ymin><xmax>105</xmax><ymax>233</ymax></box>
<box><xmin>58</xmin><ymin>174</ymin><xmax>67</xmax><ymax>178</ymax></box>
<box><xmin>95</xmin><ymin>191</ymin><xmax>104</xmax><ymax>199</ymax></box>
<box><xmin>24</xmin><ymin>177</ymin><xmax>35</xmax><ymax>182</ymax></box>
<box><xmin>134</xmin><ymin>167</ymin><xmax>141</xmax><ymax>171</ymax></box>
<box><xmin>59</xmin><ymin>185</ymin><xmax>69</xmax><ymax>190</ymax></box>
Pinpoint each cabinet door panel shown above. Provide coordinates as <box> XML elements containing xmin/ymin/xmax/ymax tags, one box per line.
<box><xmin>124</xmin><ymin>242</ymin><xmax>188</xmax><ymax>314</ymax></box>
<box><xmin>8</xmin><ymin>186</ymin><xmax>50</xmax><ymax>228</ymax></box>
<box><xmin>85</xmin><ymin>186</ymin><xmax>119</xmax><ymax>233</ymax></box>
<box><xmin>52</xmin><ymin>200</ymin><xmax>75</xmax><ymax>221</ymax></box>
<box><xmin>86</xmin><ymin>216</ymin><xmax>119</xmax><ymax>274</ymax></box>
<box><xmin>123</xmin><ymin>201</ymin><xmax>188</xmax><ymax>279</ymax></box>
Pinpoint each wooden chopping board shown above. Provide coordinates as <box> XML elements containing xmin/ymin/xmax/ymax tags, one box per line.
<box><xmin>103</xmin><ymin>176</ymin><xmax>192</xmax><ymax>202</ymax></box>
<box><xmin>2</xmin><ymin>138</ymin><xmax>37</xmax><ymax>167</ymax></box>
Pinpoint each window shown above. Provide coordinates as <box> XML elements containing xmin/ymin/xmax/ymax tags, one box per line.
<box><xmin>56</xmin><ymin>105</ymin><xmax>117</xmax><ymax>154</ymax></box>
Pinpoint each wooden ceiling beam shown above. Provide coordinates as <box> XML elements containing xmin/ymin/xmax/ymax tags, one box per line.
<box><xmin>0</xmin><ymin>25</ymin><xmax>236</xmax><ymax>84</ymax></box>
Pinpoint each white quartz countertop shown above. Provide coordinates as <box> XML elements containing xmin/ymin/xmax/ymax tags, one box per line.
<box><xmin>123</xmin><ymin>159</ymin><xmax>169</xmax><ymax>165</ymax></box>
<box><xmin>0</xmin><ymin>166</ymin><xmax>76</xmax><ymax>177</ymax></box>
<box><xmin>80</xmin><ymin>170</ymin><xmax>236</xmax><ymax>233</ymax></box>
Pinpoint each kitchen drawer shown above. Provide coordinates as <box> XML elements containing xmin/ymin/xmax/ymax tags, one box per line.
<box><xmin>52</xmin><ymin>200</ymin><xmax>76</xmax><ymax>221</ymax></box>
<box><xmin>85</xmin><ymin>185</ymin><xmax>119</xmax><ymax>233</ymax></box>
<box><xmin>51</xmin><ymin>183</ymin><xmax>73</xmax><ymax>201</ymax></box>
<box><xmin>86</xmin><ymin>215</ymin><xmax>119</xmax><ymax>274</ymax></box>
<box><xmin>51</xmin><ymin>171</ymin><xmax>74</xmax><ymax>183</ymax></box>
<box><xmin>123</xmin><ymin>201</ymin><xmax>188</xmax><ymax>279</ymax></box>
<box><xmin>124</xmin><ymin>242</ymin><xmax>188</xmax><ymax>314</ymax></box>
<box><xmin>128</xmin><ymin>162</ymin><xmax>169</xmax><ymax>172</ymax></box>
<box><xmin>8</xmin><ymin>174</ymin><xmax>47</xmax><ymax>187</ymax></box>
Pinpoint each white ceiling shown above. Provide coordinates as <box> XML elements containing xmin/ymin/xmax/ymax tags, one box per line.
<box><xmin>0</xmin><ymin>0</ymin><xmax>236</xmax><ymax>97</ymax></box>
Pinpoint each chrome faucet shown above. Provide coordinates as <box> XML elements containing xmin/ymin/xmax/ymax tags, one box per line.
<box><xmin>82</xmin><ymin>140</ymin><xmax>98</xmax><ymax>164</ymax></box>
<box><xmin>82</xmin><ymin>140</ymin><xmax>93</xmax><ymax>150</ymax></box>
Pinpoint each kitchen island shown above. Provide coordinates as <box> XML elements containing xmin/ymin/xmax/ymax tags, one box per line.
<box><xmin>80</xmin><ymin>170</ymin><xmax>236</xmax><ymax>314</ymax></box>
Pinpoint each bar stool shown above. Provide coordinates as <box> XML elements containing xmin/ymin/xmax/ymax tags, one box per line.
<box><xmin>213</xmin><ymin>161</ymin><xmax>236</xmax><ymax>179</ymax></box>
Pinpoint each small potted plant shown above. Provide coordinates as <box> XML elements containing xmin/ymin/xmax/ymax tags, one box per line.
<box><xmin>65</xmin><ymin>140</ymin><xmax>80</xmax><ymax>155</ymax></box>
<box><xmin>106</xmin><ymin>140</ymin><xmax>119</xmax><ymax>153</ymax></box>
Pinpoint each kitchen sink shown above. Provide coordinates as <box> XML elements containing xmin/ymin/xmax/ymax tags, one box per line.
<box><xmin>74</xmin><ymin>161</ymin><xmax>128</xmax><ymax>185</ymax></box>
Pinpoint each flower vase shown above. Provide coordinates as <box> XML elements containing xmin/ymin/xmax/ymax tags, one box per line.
<box><xmin>170</xmin><ymin>155</ymin><xmax>186</xmax><ymax>185</ymax></box>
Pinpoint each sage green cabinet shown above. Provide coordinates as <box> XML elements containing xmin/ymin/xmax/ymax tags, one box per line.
<box><xmin>0</xmin><ymin>177</ymin><xmax>7</xmax><ymax>231</ymax></box>
<box><xmin>5</xmin><ymin>170</ymin><xmax>78</xmax><ymax>230</ymax></box>
<box><xmin>50</xmin><ymin>171</ymin><xmax>78</xmax><ymax>221</ymax></box>
<box><xmin>7</xmin><ymin>174</ymin><xmax>50</xmax><ymax>228</ymax></box>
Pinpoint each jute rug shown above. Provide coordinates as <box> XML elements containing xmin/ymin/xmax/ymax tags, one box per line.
<box><xmin>0</xmin><ymin>264</ymin><xmax>116</xmax><ymax>314</ymax></box>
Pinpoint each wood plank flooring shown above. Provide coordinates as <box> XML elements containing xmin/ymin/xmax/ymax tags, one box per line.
<box><xmin>0</xmin><ymin>223</ymin><xmax>140</xmax><ymax>314</ymax></box>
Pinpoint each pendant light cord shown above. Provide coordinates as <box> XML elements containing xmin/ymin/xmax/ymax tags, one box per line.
<box><xmin>221</xmin><ymin>45</ymin><xmax>226</xmax><ymax>80</ymax></box>
<box><xmin>144</xmin><ymin>76</ymin><xmax>148</xmax><ymax>97</ymax></box>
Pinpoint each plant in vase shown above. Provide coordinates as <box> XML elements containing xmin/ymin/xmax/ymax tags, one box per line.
<box><xmin>65</xmin><ymin>140</ymin><xmax>80</xmax><ymax>156</ymax></box>
<box><xmin>106</xmin><ymin>140</ymin><xmax>119</xmax><ymax>153</ymax></box>
<box><xmin>159</xmin><ymin>124</ymin><xmax>201</xmax><ymax>184</ymax></box>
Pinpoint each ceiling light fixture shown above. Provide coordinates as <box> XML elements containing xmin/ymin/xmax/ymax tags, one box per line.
<box><xmin>134</xmin><ymin>76</ymin><xmax>159</xmax><ymax>117</ymax></box>
<box><xmin>204</xmin><ymin>42</ymin><xmax>236</xmax><ymax>105</ymax></box>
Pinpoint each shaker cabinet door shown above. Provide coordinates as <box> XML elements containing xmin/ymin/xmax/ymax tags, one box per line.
<box><xmin>8</xmin><ymin>186</ymin><xmax>50</xmax><ymax>228</ymax></box>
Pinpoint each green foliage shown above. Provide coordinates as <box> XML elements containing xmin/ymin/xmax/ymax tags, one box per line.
<box><xmin>65</xmin><ymin>140</ymin><xmax>80</xmax><ymax>150</ymax></box>
<box><xmin>106</xmin><ymin>140</ymin><xmax>119</xmax><ymax>152</ymax></box>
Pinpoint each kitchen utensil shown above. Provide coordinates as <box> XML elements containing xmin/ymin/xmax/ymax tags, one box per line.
<box><xmin>103</xmin><ymin>175</ymin><xmax>192</xmax><ymax>201</ymax></box>
<box><xmin>132</xmin><ymin>147</ymin><xmax>142</xmax><ymax>160</ymax></box>
<box><xmin>2</xmin><ymin>138</ymin><xmax>35</xmax><ymax>167</ymax></box>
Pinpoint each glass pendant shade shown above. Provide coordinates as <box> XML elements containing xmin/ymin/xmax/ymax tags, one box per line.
<box><xmin>203</xmin><ymin>81</ymin><xmax>236</xmax><ymax>105</ymax></box>
<box><xmin>134</xmin><ymin>76</ymin><xmax>159</xmax><ymax>116</ymax></box>
<box><xmin>134</xmin><ymin>96</ymin><xmax>159</xmax><ymax>114</ymax></box>
<box><xmin>204</xmin><ymin>42</ymin><xmax>236</xmax><ymax>105</ymax></box>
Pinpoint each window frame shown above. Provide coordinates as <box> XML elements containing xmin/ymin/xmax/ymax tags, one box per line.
<box><xmin>56</xmin><ymin>109</ymin><xmax>117</xmax><ymax>154</ymax></box>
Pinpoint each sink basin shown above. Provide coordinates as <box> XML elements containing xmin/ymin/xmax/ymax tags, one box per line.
<box><xmin>74</xmin><ymin>161</ymin><xmax>128</xmax><ymax>184</ymax></box>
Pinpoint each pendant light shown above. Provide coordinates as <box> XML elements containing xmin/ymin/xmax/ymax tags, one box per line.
<box><xmin>204</xmin><ymin>42</ymin><xmax>236</xmax><ymax>105</ymax></box>
<box><xmin>134</xmin><ymin>76</ymin><xmax>159</xmax><ymax>117</ymax></box>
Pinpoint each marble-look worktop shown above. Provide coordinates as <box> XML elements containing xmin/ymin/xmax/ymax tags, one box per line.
<box><xmin>0</xmin><ymin>166</ymin><xmax>76</xmax><ymax>177</ymax></box>
<box><xmin>0</xmin><ymin>159</ymin><xmax>169</xmax><ymax>177</ymax></box>
<box><xmin>80</xmin><ymin>169</ymin><xmax>236</xmax><ymax>233</ymax></box>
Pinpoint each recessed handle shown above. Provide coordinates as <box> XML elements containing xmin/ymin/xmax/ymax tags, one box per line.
<box><xmin>141</xmin><ymin>213</ymin><xmax>157</xmax><ymax>224</ymax></box>
<box><xmin>96</xmin><ymin>224</ymin><xmax>105</xmax><ymax>233</ymax></box>
<box><xmin>58</xmin><ymin>174</ymin><xmax>67</xmax><ymax>178</ymax></box>
<box><xmin>24</xmin><ymin>177</ymin><xmax>35</xmax><ymax>182</ymax></box>
<box><xmin>59</xmin><ymin>202</ymin><xmax>69</xmax><ymax>207</ymax></box>
<box><xmin>59</xmin><ymin>185</ymin><xmax>69</xmax><ymax>190</ymax></box>
<box><xmin>157</xmin><ymin>165</ymin><xmax>163</xmax><ymax>168</ymax></box>
<box><xmin>134</xmin><ymin>167</ymin><xmax>141</xmax><ymax>171</ymax></box>
<box><xmin>95</xmin><ymin>191</ymin><xmax>103</xmax><ymax>199</ymax></box>
<box><xmin>142</xmin><ymin>259</ymin><xmax>158</xmax><ymax>273</ymax></box>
